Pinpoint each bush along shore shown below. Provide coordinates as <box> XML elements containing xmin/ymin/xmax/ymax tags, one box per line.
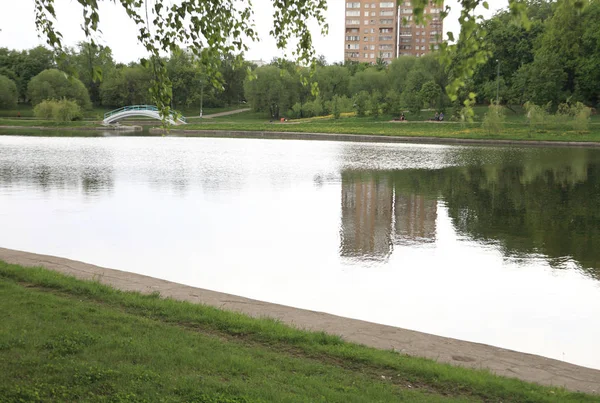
<box><xmin>1</xmin><ymin>260</ymin><xmax>598</xmax><ymax>402</ymax></box>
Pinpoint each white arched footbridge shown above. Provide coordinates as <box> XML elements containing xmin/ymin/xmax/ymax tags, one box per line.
<box><xmin>103</xmin><ymin>105</ymin><xmax>187</xmax><ymax>125</ymax></box>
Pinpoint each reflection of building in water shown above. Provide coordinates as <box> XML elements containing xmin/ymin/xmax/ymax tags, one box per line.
<box><xmin>394</xmin><ymin>194</ymin><xmax>437</xmax><ymax>244</ymax></box>
<box><xmin>340</xmin><ymin>172</ymin><xmax>438</xmax><ymax>260</ymax></box>
<box><xmin>340</xmin><ymin>175</ymin><xmax>393</xmax><ymax>259</ymax></box>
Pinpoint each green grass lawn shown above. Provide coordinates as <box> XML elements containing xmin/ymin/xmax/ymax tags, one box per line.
<box><xmin>3</xmin><ymin>106</ymin><xmax>600</xmax><ymax>144</ymax></box>
<box><xmin>180</xmin><ymin>114</ymin><xmax>600</xmax><ymax>143</ymax></box>
<box><xmin>0</xmin><ymin>118</ymin><xmax>99</xmax><ymax>128</ymax></box>
<box><xmin>0</xmin><ymin>261</ymin><xmax>597</xmax><ymax>402</ymax></box>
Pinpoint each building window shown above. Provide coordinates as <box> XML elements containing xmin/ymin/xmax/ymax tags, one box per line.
<box><xmin>380</xmin><ymin>10</ymin><xmax>394</xmax><ymax>16</ymax></box>
<box><xmin>346</xmin><ymin>2</ymin><xmax>361</xmax><ymax>8</ymax></box>
<box><xmin>347</xmin><ymin>19</ymin><xmax>360</xmax><ymax>25</ymax></box>
<box><xmin>346</xmin><ymin>10</ymin><xmax>360</xmax><ymax>16</ymax></box>
<box><xmin>380</xmin><ymin>2</ymin><xmax>395</xmax><ymax>7</ymax></box>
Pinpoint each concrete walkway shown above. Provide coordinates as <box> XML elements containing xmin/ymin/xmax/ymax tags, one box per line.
<box><xmin>0</xmin><ymin>247</ymin><xmax>598</xmax><ymax>395</ymax></box>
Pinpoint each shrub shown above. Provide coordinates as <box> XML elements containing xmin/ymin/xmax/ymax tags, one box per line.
<box><xmin>304</xmin><ymin>98</ymin><xmax>323</xmax><ymax>118</ymax></box>
<box><xmin>572</xmin><ymin>103</ymin><xmax>592</xmax><ymax>132</ymax></box>
<box><xmin>524</xmin><ymin>101</ymin><xmax>551</xmax><ymax>130</ymax></box>
<box><xmin>33</xmin><ymin>100</ymin><xmax>56</xmax><ymax>120</ymax></box>
<box><xmin>482</xmin><ymin>104</ymin><xmax>505</xmax><ymax>135</ymax></box>
<box><xmin>33</xmin><ymin>99</ymin><xmax>82</xmax><ymax>122</ymax></box>
<box><xmin>326</xmin><ymin>95</ymin><xmax>353</xmax><ymax>119</ymax></box>
<box><xmin>354</xmin><ymin>91</ymin><xmax>370</xmax><ymax>117</ymax></box>
<box><xmin>557</xmin><ymin>101</ymin><xmax>591</xmax><ymax>132</ymax></box>
<box><xmin>54</xmin><ymin>99</ymin><xmax>83</xmax><ymax>122</ymax></box>
<box><xmin>369</xmin><ymin>91</ymin><xmax>383</xmax><ymax>117</ymax></box>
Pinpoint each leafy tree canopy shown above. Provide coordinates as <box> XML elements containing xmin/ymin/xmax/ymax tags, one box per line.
<box><xmin>27</xmin><ymin>69</ymin><xmax>92</xmax><ymax>109</ymax></box>
<box><xmin>31</xmin><ymin>0</ymin><xmax>590</xmax><ymax>121</ymax></box>
<box><xmin>0</xmin><ymin>75</ymin><xmax>18</xmax><ymax>109</ymax></box>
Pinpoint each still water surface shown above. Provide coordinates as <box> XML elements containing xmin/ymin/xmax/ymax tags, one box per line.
<box><xmin>1</xmin><ymin>135</ymin><xmax>599</xmax><ymax>369</ymax></box>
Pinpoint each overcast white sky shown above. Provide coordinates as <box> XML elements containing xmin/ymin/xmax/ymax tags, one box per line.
<box><xmin>0</xmin><ymin>0</ymin><xmax>508</xmax><ymax>64</ymax></box>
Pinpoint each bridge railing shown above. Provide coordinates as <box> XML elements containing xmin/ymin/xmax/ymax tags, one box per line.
<box><xmin>104</xmin><ymin>105</ymin><xmax>187</xmax><ymax>123</ymax></box>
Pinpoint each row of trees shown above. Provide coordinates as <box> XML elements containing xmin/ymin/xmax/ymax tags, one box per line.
<box><xmin>1</xmin><ymin>0</ymin><xmax>597</xmax><ymax>118</ymax></box>
<box><xmin>471</xmin><ymin>0</ymin><xmax>600</xmax><ymax>109</ymax></box>
<box><xmin>245</xmin><ymin>0</ymin><xmax>600</xmax><ymax>120</ymax></box>
<box><xmin>244</xmin><ymin>56</ymin><xmax>448</xmax><ymax>119</ymax></box>
<box><xmin>0</xmin><ymin>44</ymin><xmax>251</xmax><ymax>111</ymax></box>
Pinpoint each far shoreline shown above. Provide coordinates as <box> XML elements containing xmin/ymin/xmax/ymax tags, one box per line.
<box><xmin>3</xmin><ymin>124</ymin><xmax>600</xmax><ymax>148</ymax></box>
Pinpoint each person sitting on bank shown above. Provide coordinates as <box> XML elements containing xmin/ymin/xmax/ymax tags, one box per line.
<box><xmin>400</xmin><ymin>112</ymin><xmax>406</xmax><ymax>121</ymax></box>
<box><xmin>438</xmin><ymin>112</ymin><xmax>444</xmax><ymax>121</ymax></box>
<box><xmin>433</xmin><ymin>112</ymin><xmax>439</xmax><ymax>121</ymax></box>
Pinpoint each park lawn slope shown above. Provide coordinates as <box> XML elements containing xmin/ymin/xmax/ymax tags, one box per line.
<box><xmin>1</xmin><ymin>261</ymin><xmax>598</xmax><ymax>402</ymax></box>
<box><xmin>0</xmin><ymin>118</ymin><xmax>101</xmax><ymax>128</ymax></box>
<box><xmin>178</xmin><ymin>116</ymin><xmax>600</xmax><ymax>143</ymax></box>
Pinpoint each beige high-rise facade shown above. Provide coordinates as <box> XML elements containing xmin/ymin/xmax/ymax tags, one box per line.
<box><xmin>344</xmin><ymin>1</ymin><xmax>443</xmax><ymax>63</ymax></box>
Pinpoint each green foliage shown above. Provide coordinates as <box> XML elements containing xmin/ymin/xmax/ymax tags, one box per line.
<box><xmin>473</xmin><ymin>0</ymin><xmax>600</xmax><ymax>110</ymax></box>
<box><xmin>369</xmin><ymin>91</ymin><xmax>383</xmax><ymax>117</ymax></box>
<box><xmin>27</xmin><ymin>69</ymin><xmax>91</xmax><ymax>109</ymax></box>
<box><xmin>326</xmin><ymin>95</ymin><xmax>353</xmax><ymax>119</ymax></box>
<box><xmin>53</xmin><ymin>99</ymin><xmax>83</xmax><ymax>122</ymax></box>
<box><xmin>58</xmin><ymin>42</ymin><xmax>115</xmax><ymax>105</ymax></box>
<box><xmin>524</xmin><ymin>100</ymin><xmax>592</xmax><ymax>132</ymax></box>
<box><xmin>524</xmin><ymin>101</ymin><xmax>551</xmax><ymax>130</ymax></box>
<box><xmin>32</xmin><ymin>0</ymin><xmax>328</xmax><ymax>125</ymax></box>
<box><xmin>100</xmin><ymin>66</ymin><xmax>152</xmax><ymax>107</ymax></box>
<box><xmin>349</xmin><ymin>68</ymin><xmax>387</xmax><ymax>95</ymax></box>
<box><xmin>482</xmin><ymin>104</ymin><xmax>506</xmax><ymax>135</ymax></box>
<box><xmin>419</xmin><ymin>81</ymin><xmax>443</xmax><ymax>109</ymax></box>
<box><xmin>353</xmin><ymin>91</ymin><xmax>370</xmax><ymax>117</ymax></box>
<box><xmin>0</xmin><ymin>75</ymin><xmax>18</xmax><ymax>109</ymax></box>
<box><xmin>33</xmin><ymin>99</ymin><xmax>83</xmax><ymax>122</ymax></box>
<box><xmin>401</xmin><ymin>90</ymin><xmax>423</xmax><ymax>116</ymax></box>
<box><xmin>557</xmin><ymin>101</ymin><xmax>592</xmax><ymax>132</ymax></box>
<box><xmin>0</xmin><ymin>46</ymin><xmax>55</xmax><ymax>102</ymax></box>
<box><xmin>244</xmin><ymin>66</ymin><xmax>298</xmax><ymax>119</ymax></box>
<box><xmin>290</xmin><ymin>97</ymin><xmax>323</xmax><ymax>119</ymax></box>
<box><xmin>33</xmin><ymin>99</ymin><xmax>55</xmax><ymax>119</ymax></box>
<box><xmin>331</xmin><ymin>96</ymin><xmax>341</xmax><ymax>119</ymax></box>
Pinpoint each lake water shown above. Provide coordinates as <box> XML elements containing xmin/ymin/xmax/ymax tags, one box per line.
<box><xmin>1</xmin><ymin>134</ymin><xmax>599</xmax><ymax>370</ymax></box>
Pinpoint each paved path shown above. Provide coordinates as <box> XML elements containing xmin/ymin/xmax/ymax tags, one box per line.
<box><xmin>0</xmin><ymin>247</ymin><xmax>598</xmax><ymax>395</ymax></box>
<box><xmin>200</xmin><ymin>108</ymin><xmax>251</xmax><ymax>119</ymax></box>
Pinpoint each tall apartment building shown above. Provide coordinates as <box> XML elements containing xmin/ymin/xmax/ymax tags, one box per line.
<box><xmin>344</xmin><ymin>1</ymin><xmax>444</xmax><ymax>63</ymax></box>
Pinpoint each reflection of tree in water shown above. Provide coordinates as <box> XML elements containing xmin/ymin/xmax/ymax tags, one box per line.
<box><xmin>0</xmin><ymin>147</ymin><xmax>114</xmax><ymax>196</ymax></box>
<box><xmin>340</xmin><ymin>148</ymin><xmax>600</xmax><ymax>280</ymax></box>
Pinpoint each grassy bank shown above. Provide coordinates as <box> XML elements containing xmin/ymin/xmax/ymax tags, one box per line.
<box><xmin>178</xmin><ymin>115</ymin><xmax>600</xmax><ymax>143</ymax></box>
<box><xmin>0</xmin><ymin>261</ymin><xmax>597</xmax><ymax>402</ymax></box>
<box><xmin>3</xmin><ymin>109</ymin><xmax>600</xmax><ymax>144</ymax></box>
<box><xmin>0</xmin><ymin>118</ymin><xmax>101</xmax><ymax>128</ymax></box>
